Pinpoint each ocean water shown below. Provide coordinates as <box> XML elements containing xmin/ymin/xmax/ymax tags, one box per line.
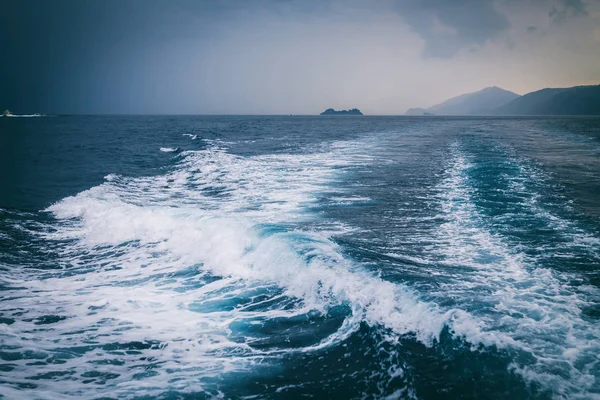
<box><xmin>1</xmin><ymin>115</ymin><xmax>599</xmax><ymax>399</ymax></box>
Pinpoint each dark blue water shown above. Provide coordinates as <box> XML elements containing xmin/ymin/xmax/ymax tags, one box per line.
<box><xmin>1</xmin><ymin>116</ymin><xmax>599</xmax><ymax>399</ymax></box>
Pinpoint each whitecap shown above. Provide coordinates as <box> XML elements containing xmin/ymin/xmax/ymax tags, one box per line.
<box><xmin>160</xmin><ymin>147</ymin><xmax>180</xmax><ymax>153</ymax></box>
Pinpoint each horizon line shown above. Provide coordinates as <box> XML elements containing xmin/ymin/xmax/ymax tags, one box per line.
<box><xmin>4</xmin><ymin>113</ymin><xmax>600</xmax><ymax>118</ymax></box>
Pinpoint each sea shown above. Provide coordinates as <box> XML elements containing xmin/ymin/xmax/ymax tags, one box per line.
<box><xmin>0</xmin><ymin>115</ymin><xmax>599</xmax><ymax>399</ymax></box>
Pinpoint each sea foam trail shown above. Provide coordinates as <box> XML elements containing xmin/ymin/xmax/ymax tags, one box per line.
<box><xmin>43</xmin><ymin>144</ymin><xmax>450</xmax><ymax>343</ymax></box>
<box><xmin>3</xmin><ymin>136</ymin><xmax>598</xmax><ymax>398</ymax></box>
<box><xmin>430</xmin><ymin>142</ymin><xmax>600</xmax><ymax>398</ymax></box>
<box><xmin>502</xmin><ymin>146</ymin><xmax>600</xmax><ymax>257</ymax></box>
<box><xmin>0</xmin><ymin>142</ymin><xmax>457</xmax><ymax>398</ymax></box>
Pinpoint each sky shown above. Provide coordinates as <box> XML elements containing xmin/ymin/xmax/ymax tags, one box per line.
<box><xmin>1</xmin><ymin>0</ymin><xmax>600</xmax><ymax>115</ymax></box>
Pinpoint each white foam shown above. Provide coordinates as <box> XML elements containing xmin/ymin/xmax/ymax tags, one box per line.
<box><xmin>429</xmin><ymin>142</ymin><xmax>600</xmax><ymax>396</ymax></box>
<box><xmin>0</xmin><ymin>139</ymin><xmax>442</xmax><ymax>397</ymax></box>
<box><xmin>3</xmin><ymin>135</ymin><xmax>599</xmax><ymax>397</ymax></box>
<box><xmin>44</xmin><ymin>143</ymin><xmax>448</xmax><ymax>346</ymax></box>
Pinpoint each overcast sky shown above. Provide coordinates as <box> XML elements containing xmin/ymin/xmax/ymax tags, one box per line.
<box><xmin>1</xmin><ymin>0</ymin><xmax>599</xmax><ymax>114</ymax></box>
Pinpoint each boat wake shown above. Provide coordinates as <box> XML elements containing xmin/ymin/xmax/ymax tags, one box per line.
<box><xmin>0</xmin><ymin>134</ymin><xmax>599</xmax><ymax>398</ymax></box>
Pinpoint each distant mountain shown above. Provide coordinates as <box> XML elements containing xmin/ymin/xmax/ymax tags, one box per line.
<box><xmin>320</xmin><ymin>108</ymin><xmax>363</xmax><ymax>116</ymax></box>
<box><xmin>493</xmin><ymin>85</ymin><xmax>600</xmax><ymax>115</ymax></box>
<box><xmin>429</xmin><ymin>87</ymin><xmax>520</xmax><ymax>115</ymax></box>
<box><xmin>405</xmin><ymin>86</ymin><xmax>519</xmax><ymax>116</ymax></box>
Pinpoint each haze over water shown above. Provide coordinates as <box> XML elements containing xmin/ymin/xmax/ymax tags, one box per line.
<box><xmin>1</xmin><ymin>115</ymin><xmax>599</xmax><ymax>399</ymax></box>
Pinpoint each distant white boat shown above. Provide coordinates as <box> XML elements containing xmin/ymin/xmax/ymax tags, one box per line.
<box><xmin>1</xmin><ymin>111</ymin><xmax>44</xmax><ymax>117</ymax></box>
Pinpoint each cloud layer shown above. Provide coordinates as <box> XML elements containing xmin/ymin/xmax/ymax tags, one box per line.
<box><xmin>1</xmin><ymin>0</ymin><xmax>598</xmax><ymax>114</ymax></box>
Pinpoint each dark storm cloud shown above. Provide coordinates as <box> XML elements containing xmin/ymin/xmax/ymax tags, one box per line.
<box><xmin>393</xmin><ymin>0</ymin><xmax>510</xmax><ymax>58</ymax></box>
<box><xmin>0</xmin><ymin>0</ymin><xmax>228</xmax><ymax>113</ymax></box>
<box><xmin>0</xmin><ymin>0</ymin><xmax>322</xmax><ymax>113</ymax></box>
<box><xmin>0</xmin><ymin>1</ymin><xmax>144</xmax><ymax>112</ymax></box>
<box><xmin>392</xmin><ymin>0</ymin><xmax>592</xmax><ymax>57</ymax></box>
<box><xmin>549</xmin><ymin>0</ymin><xmax>588</xmax><ymax>24</ymax></box>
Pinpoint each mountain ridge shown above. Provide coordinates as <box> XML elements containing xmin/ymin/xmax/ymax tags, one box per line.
<box><xmin>405</xmin><ymin>86</ymin><xmax>520</xmax><ymax>116</ymax></box>
<box><xmin>493</xmin><ymin>85</ymin><xmax>600</xmax><ymax>115</ymax></box>
<box><xmin>405</xmin><ymin>84</ymin><xmax>600</xmax><ymax>116</ymax></box>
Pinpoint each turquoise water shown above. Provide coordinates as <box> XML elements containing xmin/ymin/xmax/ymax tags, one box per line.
<box><xmin>1</xmin><ymin>116</ymin><xmax>599</xmax><ymax>399</ymax></box>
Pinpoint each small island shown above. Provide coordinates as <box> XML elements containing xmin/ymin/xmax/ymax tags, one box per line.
<box><xmin>320</xmin><ymin>108</ymin><xmax>363</xmax><ymax>116</ymax></box>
